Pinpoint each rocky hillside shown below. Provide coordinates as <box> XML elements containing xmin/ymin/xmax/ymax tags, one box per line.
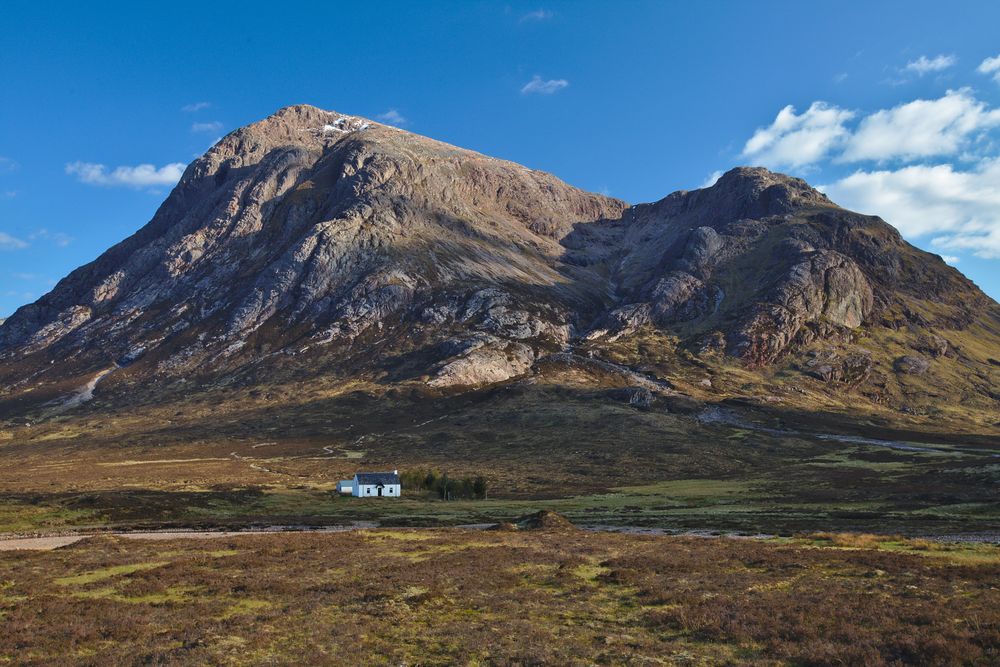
<box><xmin>0</xmin><ymin>105</ymin><xmax>997</xmax><ymax>427</ymax></box>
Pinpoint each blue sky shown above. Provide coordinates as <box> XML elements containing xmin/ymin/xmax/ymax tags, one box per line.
<box><xmin>2</xmin><ymin>1</ymin><xmax>1000</xmax><ymax>317</ymax></box>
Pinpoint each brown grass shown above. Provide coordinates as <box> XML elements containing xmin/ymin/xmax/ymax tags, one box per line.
<box><xmin>1</xmin><ymin>529</ymin><xmax>998</xmax><ymax>665</ymax></box>
<box><xmin>808</xmin><ymin>531</ymin><xmax>885</xmax><ymax>548</ymax></box>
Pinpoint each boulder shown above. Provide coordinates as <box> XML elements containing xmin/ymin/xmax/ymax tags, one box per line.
<box><xmin>894</xmin><ymin>355</ymin><xmax>930</xmax><ymax>375</ymax></box>
<box><xmin>609</xmin><ymin>386</ymin><xmax>654</xmax><ymax>409</ymax></box>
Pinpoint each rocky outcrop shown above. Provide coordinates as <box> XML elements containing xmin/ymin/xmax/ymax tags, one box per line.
<box><xmin>913</xmin><ymin>335</ymin><xmax>949</xmax><ymax>358</ymax></box>
<box><xmin>729</xmin><ymin>250</ymin><xmax>874</xmax><ymax>365</ymax></box>
<box><xmin>428</xmin><ymin>337</ymin><xmax>536</xmax><ymax>388</ymax></box>
<box><xmin>577</xmin><ymin>167</ymin><xmax>929</xmax><ymax>366</ymax></box>
<box><xmin>895</xmin><ymin>355</ymin><xmax>930</xmax><ymax>375</ymax></box>
<box><xmin>609</xmin><ymin>386</ymin><xmax>655</xmax><ymax>409</ymax></box>
<box><xmin>802</xmin><ymin>349</ymin><xmax>875</xmax><ymax>384</ymax></box>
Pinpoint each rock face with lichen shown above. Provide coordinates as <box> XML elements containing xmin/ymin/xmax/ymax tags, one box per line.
<box><xmin>0</xmin><ymin>105</ymin><xmax>997</xmax><ymax>414</ymax></box>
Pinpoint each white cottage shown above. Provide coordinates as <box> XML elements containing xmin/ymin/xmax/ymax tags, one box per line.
<box><xmin>352</xmin><ymin>470</ymin><xmax>401</xmax><ymax>498</ymax></box>
<box><xmin>336</xmin><ymin>480</ymin><xmax>353</xmax><ymax>495</ymax></box>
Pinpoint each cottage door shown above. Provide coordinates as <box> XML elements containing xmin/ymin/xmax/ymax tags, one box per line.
<box><xmin>377</xmin><ymin>485</ymin><xmax>383</xmax><ymax>497</ymax></box>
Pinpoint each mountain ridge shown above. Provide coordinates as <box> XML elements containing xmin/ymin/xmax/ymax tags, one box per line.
<box><xmin>0</xmin><ymin>104</ymin><xmax>997</xmax><ymax>431</ymax></box>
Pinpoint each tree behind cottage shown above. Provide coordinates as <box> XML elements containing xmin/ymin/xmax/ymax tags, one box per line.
<box><xmin>400</xmin><ymin>469</ymin><xmax>487</xmax><ymax>500</ymax></box>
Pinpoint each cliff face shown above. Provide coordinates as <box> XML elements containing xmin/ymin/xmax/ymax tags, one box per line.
<box><xmin>0</xmin><ymin>106</ymin><xmax>997</xmax><ymax>421</ymax></box>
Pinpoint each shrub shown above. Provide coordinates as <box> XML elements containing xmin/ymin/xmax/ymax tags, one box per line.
<box><xmin>399</xmin><ymin>469</ymin><xmax>488</xmax><ymax>500</ymax></box>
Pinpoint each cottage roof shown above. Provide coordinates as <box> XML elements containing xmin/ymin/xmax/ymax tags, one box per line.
<box><xmin>355</xmin><ymin>472</ymin><xmax>400</xmax><ymax>485</ymax></box>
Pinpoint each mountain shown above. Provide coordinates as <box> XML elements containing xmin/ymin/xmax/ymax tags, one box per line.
<box><xmin>0</xmin><ymin>105</ymin><xmax>998</xmax><ymax>433</ymax></box>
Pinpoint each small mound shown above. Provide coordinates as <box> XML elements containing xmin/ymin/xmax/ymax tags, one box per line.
<box><xmin>487</xmin><ymin>521</ymin><xmax>518</xmax><ymax>532</ymax></box>
<box><xmin>513</xmin><ymin>510</ymin><xmax>576</xmax><ymax>532</ymax></box>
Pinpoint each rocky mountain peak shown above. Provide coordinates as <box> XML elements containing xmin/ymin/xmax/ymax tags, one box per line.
<box><xmin>690</xmin><ymin>166</ymin><xmax>834</xmax><ymax>222</ymax></box>
<box><xmin>0</xmin><ymin>106</ymin><xmax>996</xmax><ymax>419</ymax></box>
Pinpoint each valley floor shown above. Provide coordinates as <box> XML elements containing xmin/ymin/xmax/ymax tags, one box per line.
<box><xmin>2</xmin><ymin>527</ymin><xmax>998</xmax><ymax>665</ymax></box>
<box><xmin>1</xmin><ymin>380</ymin><xmax>998</xmax><ymax>537</ymax></box>
<box><xmin>0</xmin><ymin>379</ymin><xmax>997</xmax><ymax>665</ymax></box>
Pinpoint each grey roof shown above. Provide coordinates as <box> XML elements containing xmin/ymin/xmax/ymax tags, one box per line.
<box><xmin>355</xmin><ymin>472</ymin><xmax>400</xmax><ymax>485</ymax></box>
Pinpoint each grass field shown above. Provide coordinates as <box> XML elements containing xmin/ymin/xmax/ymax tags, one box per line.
<box><xmin>2</xmin><ymin>527</ymin><xmax>998</xmax><ymax>665</ymax></box>
<box><xmin>1</xmin><ymin>364</ymin><xmax>998</xmax><ymax>664</ymax></box>
<box><xmin>1</xmin><ymin>379</ymin><xmax>997</xmax><ymax>537</ymax></box>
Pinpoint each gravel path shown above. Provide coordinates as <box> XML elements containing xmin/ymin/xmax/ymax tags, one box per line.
<box><xmin>0</xmin><ymin>524</ymin><xmax>376</xmax><ymax>551</ymax></box>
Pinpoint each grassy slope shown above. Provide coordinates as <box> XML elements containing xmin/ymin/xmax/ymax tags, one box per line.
<box><xmin>1</xmin><ymin>529</ymin><xmax>998</xmax><ymax>665</ymax></box>
<box><xmin>0</xmin><ymin>368</ymin><xmax>997</xmax><ymax>535</ymax></box>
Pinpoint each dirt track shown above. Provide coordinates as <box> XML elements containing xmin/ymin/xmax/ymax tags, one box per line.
<box><xmin>0</xmin><ymin>526</ymin><xmax>370</xmax><ymax>551</ymax></box>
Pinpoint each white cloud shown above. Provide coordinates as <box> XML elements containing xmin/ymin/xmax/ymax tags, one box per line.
<box><xmin>0</xmin><ymin>156</ymin><xmax>18</xmax><ymax>173</ymax></box>
<box><xmin>520</xmin><ymin>75</ymin><xmax>569</xmax><ymax>95</ymax></box>
<box><xmin>903</xmin><ymin>54</ymin><xmax>957</xmax><ymax>76</ymax></box>
<box><xmin>191</xmin><ymin>121</ymin><xmax>223</xmax><ymax>134</ymax></box>
<box><xmin>839</xmin><ymin>88</ymin><xmax>1000</xmax><ymax>163</ymax></box>
<box><xmin>66</xmin><ymin>161</ymin><xmax>185</xmax><ymax>188</ymax></box>
<box><xmin>520</xmin><ymin>9</ymin><xmax>553</xmax><ymax>22</ymax></box>
<box><xmin>741</xmin><ymin>102</ymin><xmax>855</xmax><ymax>169</ymax></box>
<box><xmin>375</xmin><ymin>109</ymin><xmax>407</xmax><ymax>126</ymax></box>
<box><xmin>819</xmin><ymin>158</ymin><xmax>1000</xmax><ymax>258</ymax></box>
<box><xmin>29</xmin><ymin>228</ymin><xmax>72</xmax><ymax>247</ymax></box>
<box><xmin>744</xmin><ymin>90</ymin><xmax>1000</xmax><ymax>169</ymax></box>
<box><xmin>931</xmin><ymin>227</ymin><xmax>1000</xmax><ymax>259</ymax></box>
<box><xmin>978</xmin><ymin>54</ymin><xmax>1000</xmax><ymax>83</ymax></box>
<box><xmin>181</xmin><ymin>101</ymin><xmax>211</xmax><ymax>112</ymax></box>
<box><xmin>0</xmin><ymin>232</ymin><xmax>28</xmax><ymax>250</ymax></box>
<box><xmin>699</xmin><ymin>170</ymin><xmax>723</xmax><ymax>189</ymax></box>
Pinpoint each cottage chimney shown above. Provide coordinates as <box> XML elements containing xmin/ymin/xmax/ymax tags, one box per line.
<box><xmin>393</xmin><ymin>469</ymin><xmax>398</xmax><ymax>475</ymax></box>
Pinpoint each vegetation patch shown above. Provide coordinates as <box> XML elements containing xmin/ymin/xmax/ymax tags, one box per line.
<box><xmin>54</xmin><ymin>561</ymin><xmax>168</xmax><ymax>586</ymax></box>
<box><xmin>0</xmin><ymin>530</ymin><xmax>997</xmax><ymax>664</ymax></box>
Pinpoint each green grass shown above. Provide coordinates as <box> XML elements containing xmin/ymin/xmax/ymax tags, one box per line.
<box><xmin>793</xmin><ymin>533</ymin><xmax>1000</xmax><ymax>566</ymax></box>
<box><xmin>55</xmin><ymin>561</ymin><xmax>168</xmax><ymax>586</ymax></box>
<box><xmin>0</xmin><ymin>503</ymin><xmax>100</xmax><ymax>533</ymax></box>
<box><xmin>1</xmin><ymin>460</ymin><xmax>998</xmax><ymax>536</ymax></box>
<box><xmin>218</xmin><ymin>598</ymin><xmax>272</xmax><ymax>619</ymax></box>
<box><xmin>611</xmin><ymin>478</ymin><xmax>756</xmax><ymax>497</ymax></box>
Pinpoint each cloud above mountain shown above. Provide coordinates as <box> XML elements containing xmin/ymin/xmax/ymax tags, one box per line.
<box><xmin>0</xmin><ymin>233</ymin><xmax>28</xmax><ymax>250</ymax></box>
<box><xmin>903</xmin><ymin>54</ymin><xmax>957</xmax><ymax>76</ymax></box>
<box><xmin>820</xmin><ymin>159</ymin><xmax>1000</xmax><ymax>259</ymax></box>
<box><xmin>519</xmin><ymin>9</ymin><xmax>553</xmax><ymax>22</ymax></box>
<box><xmin>66</xmin><ymin>161</ymin><xmax>186</xmax><ymax>188</ymax></box>
<box><xmin>521</xmin><ymin>75</ymin><xmax>569</xmax><ymax>95</ymax></box>
<box><xmin>743</xmin><ymin>89</ymin><xmax>1000</xmax><ymax>168</ymax></box>
<box><xmin>839</xmin><ymin>89</ymin><xmax>1000</xmax><ymax>163</ymax></box>
<box><xmin>191</xmin><ymin>121</ymin><xmax>224</xmax><ymax>134</ymax></box>
<box><xmin>978</xmin><ymin>54</ymin><xmax>1000</xmax><ymax>83</ymax></box>
<box><xmin>741</xmin><ymin>102</ymin><xmax>855</xmax><ymax>169</ymax></box>
<box><xmin>375</xmin><ymin>109</ymin><xmax>408</xmax><ymax>126</ymax></box>
<box><xmin>740</xmin><ymin>58</ymin><xmax>1000</xmax><ymax>267</ymax></box>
